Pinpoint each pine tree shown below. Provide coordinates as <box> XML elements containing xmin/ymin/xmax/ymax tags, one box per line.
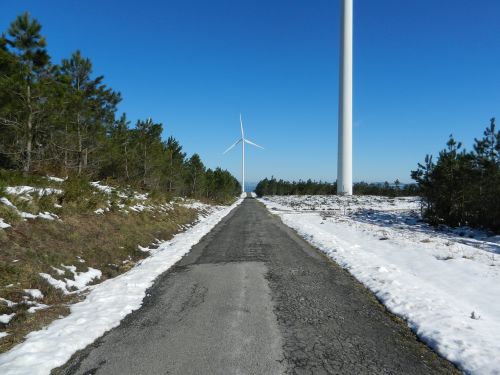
<box><xmin>59</xmin><ymin>50</ymin><xmax>121</xmax><ymax>175</ymax></box>
<box><xmin>185</xmin><ymin>154</ymin><xmax>205</xmax><ymax>197</ymax></box>
<box><xmin>1</xmin><ymin>12</ymin><xmax>50</xmax><ymax>174</ymax></box>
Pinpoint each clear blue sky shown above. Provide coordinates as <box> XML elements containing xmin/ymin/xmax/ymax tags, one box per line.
<box><xmin>2</xmin><ymin>0</ymin><xmax>499</xmax><ymax>183</ymax></box>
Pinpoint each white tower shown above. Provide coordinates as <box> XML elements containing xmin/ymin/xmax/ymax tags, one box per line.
<box><xmin>223</xmin><ymin>114</ymin><xmax>263</xmax><ymax>194</ymax></box>
<box><xmin>337</xmin><ymin>0</ymin><xmax>353</xmax><ymax>195</ymax></box>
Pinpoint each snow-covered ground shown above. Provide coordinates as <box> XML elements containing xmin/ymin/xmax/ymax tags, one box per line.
<box><xmin>0</xmin><ymin>179</ymin><xmax>174</xmax><ymax>228</ymax></box>
<box><xmin>0</xmin><ymin>198</ymin><xmax>242</xmax><ymax>375</ymax></box>
<box><xmin>260</xmin><ymin>195</ymin><xmax>500</xmax><ymax>375</ymax></box>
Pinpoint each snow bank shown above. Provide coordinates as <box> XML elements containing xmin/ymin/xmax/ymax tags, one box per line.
<box><xmin>0</xmin><ymin>197</ymin><xmax>59</xmax><ymax>224</ymax></box>
<box><xmin>0</xmin><ymin>199</ymin><xmax>242</xmax><ymax>375</ymax></box>
<box><xmin>0</xmin><ymin>314</ymin><xmax>15</xmax><ymax>324</ymax></box>
<box><xmin>261</xmin><ymin>195</ymin><xmax>500</xmax><ymax>375</ymax></box>
<box><xmin>46</xmin><ymin>176</ymin><xmax>65</xmax><ymax>183</ymax></box>
<box><xmin>39</xmin><ymin>266</ymin><xmax>102</xmax><ymax>295</ymax></box>
<box><xmin>23</xmin><ymin>290</ymin><xmax>43</xmax><ymax>300</ymax></box>
<box><xmin>5</xmin><ymin>186</ymin><xmax>63</xmax><ymax>196</ymax></box>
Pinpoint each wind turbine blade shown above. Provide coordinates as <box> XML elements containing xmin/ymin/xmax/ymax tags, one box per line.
<box><xmin>240</xmin><ymin>113</ymin><xmax>244</xmax><ymax>138</ymax></box>
<box><xmin>223</xmin><ymin>138</ymin><xmax>242</xmax><ymax>154</ymax></box>
<box><xmin>244</xmin><ymin>139</ymin><xmax>264</xmax><ymax>149</ymax></box>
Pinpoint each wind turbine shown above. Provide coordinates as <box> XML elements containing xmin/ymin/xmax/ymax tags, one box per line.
<box><xmin>223</xmin><ymin>114</ymin><xmax>263</xmax><ymax>194</ymax></box>
<box><xmin>337</xmin><ymin>0</ymin><xmax>353</xmax><ymax>195</ymax></box>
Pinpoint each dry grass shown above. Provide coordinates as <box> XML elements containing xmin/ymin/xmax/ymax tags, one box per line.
<box><xmin>0</xmin><ymin>204</ymin><xmax>198</xmax><ymax>352</ymax></box>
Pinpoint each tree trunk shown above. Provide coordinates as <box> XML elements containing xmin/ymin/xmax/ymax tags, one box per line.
<box><xmin>64</xmin><ymin>123</ymin><xmax>69</xmax><ymax>175</ymax></box>
<box><xmin>23</xmin><ymin>85</ymin><xmax>32</xmax><ymax>176</ymax></box>
<box><xmin>124</xmin><ymin>143</ymin><xmax>129</xmax><ymax>180</ymax></box>
<box><xmin>77</xmin><ymin>114</ymin><xmax>83</xmax><ymax>175</ymax></box>
<box><xmin>143</xmin><ymin>143</ymin><xmax>147</xmax><ymax>186</ymax></box>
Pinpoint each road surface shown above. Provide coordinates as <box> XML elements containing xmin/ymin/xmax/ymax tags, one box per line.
<box><xmin>55</xmin><ymin>198</ymin><xmax>458</xmax><ymax>375</ymax></box>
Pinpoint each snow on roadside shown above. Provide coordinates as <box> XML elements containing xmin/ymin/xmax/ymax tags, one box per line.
<box><xmin>0</xmin><ymin>198</ymin><xmax>242</xmax><ymax>375</ymax></box>
<box><xmin>0</xmin><ymin>197</ymin><xmax>59</xmax><ymax>224</ymax></box>
<box><xmin>46</xmin><ymin>176</ymin><xmax>65</xmax><ymax>183</ymax></box>
<box><xmin>0</xmin><ymin>218</ymin><xmax>10</xmax><ymax>229</ymax></box>
<box><xmin>261</xmin><ymin>195</ymin><xmax>500</xmax><ymax>375</ymax></box>
<box><xmin>23</xmin><ymin>290</ymin><xmax>43</xmax><ymax>300</ymax></box>
<box><xmin>5</xmin><ymin>186</ymin><xmax>63</xmax><ymax>196</ymax></box>
<box><xmin>39</xmin><ymin>267</ymin><xmax>102</xmax><ymax>295</ymax></box>
<box><xmin>0</xmin><ymin>314</ymin><xmax>15</xmax><ymax>325</ymax></box>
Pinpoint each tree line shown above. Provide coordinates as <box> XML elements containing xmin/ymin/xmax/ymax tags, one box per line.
<box><xmin>411</xmin><ymin>118</ymin><xmax>500</xmax><ymax>233</ymax></box>
<box><xmin>255</xmin><ymin>178</ymin><xmax>417</xmax><ymax>197</ymax></box>
<box><xmin>0</xmin><ymin>13</ymin><xmax>240</xmax><ymax>201</ymax></box>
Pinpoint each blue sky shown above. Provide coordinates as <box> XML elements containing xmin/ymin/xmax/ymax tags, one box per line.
<box><xmin>1</xmin><ymin>0</ymin><xmax>499</xmax><ymax>183</ymax></box>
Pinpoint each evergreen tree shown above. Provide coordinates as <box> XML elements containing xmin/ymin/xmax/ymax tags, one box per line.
<box><xmin>412</xmin><ymin>120</ymin><xmax>500</xmax><ymax>232</ymax></box>
<box><xmin>185</xmin><ymin>154</ymin><xmax>205</xmax><ymax>197</ymax></box>
<box><xmin>164</xmin><ymin>136</ymin><xmax>186</xmax><ymax>194</ymax></box>
<box><xmin>0</xmin><ymin>13</ymin><xmax>241</xmax><ymax>202</ymax></box>
<box><xmin>59</xmin><ymin>50</ymin><xmax>121</xmax><ymax>175</ymax></box>
<box><xmin>0</xmin><ymin>12</ymin><xmax>50</xmax><ymax>174</ymax></box>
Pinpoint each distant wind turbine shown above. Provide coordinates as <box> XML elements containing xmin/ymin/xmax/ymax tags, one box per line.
<box><xmin>223</xmin><ymin>114</ymin><xmax>263</xmax><ymax>194</ymax></box>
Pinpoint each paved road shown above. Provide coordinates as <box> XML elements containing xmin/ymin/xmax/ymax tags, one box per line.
<box><xmin>55</xmin><ymin>198</ymin><xmax>458</xmax><ymax>375</ymax></box>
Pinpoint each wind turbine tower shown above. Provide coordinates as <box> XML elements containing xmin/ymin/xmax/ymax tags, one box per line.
<box><xmin>224</xmin><ymin>114</ymin><xmax>263</xmax><ymax>194</ymax></box>
<box><xmin>337</xmin><ymin>0</ymin><xmax>353</xmax><ymax>195</ymax></box>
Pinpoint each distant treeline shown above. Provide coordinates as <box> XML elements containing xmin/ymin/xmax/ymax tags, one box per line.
<box><xmin>412</xmin><ymin>118</ymin><xmax>500</xmax><ymax>233</ymax></box>
<box><xmin>255</xmin><ymin>178</ymin><xmax>418</xmax><ymax>197</ymax></box>
<box><xmin>0</xmin><ymin>13</ymin><xmax>240</xmax><ymax>201</ymax></box>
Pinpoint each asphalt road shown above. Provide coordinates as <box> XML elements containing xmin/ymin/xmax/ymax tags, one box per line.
<box><xmin>55</xmin><ymin>198</ymin><xmax>458</xmax><ymax>375</ymax></box>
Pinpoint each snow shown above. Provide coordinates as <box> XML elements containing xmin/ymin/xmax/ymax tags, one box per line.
<box><xmin>0</xmin><ymin>198</ymin><xmax>16</xmax><ymax>208</ymax></box>
<box><xmin>260</xmin><ymin>195</ymin><xmax>500</xmax><ymax>375</ymax></box>
<box><xmin>23</xmin><ymin>289</ymin><xmax>43</xmax><ymax>300</ymax></box>
<box><xmin>0</xmin><ymin>197</ymin><xmax>59</xmax><ymax>223</ymax></box>
<box><xmin>39</xmin><ymin>274</ymin><xmax>67</xmax><ymax>293</ymax></box>
<box><xmin>0</xmin><ymin>218</ymin><xmax>10</xmax><ymax>229</ymax></box>
<box><xmin>181</xmin><ymin>200</ymin><xmax>209</xmax><ymax>210</ymax></box>
<box><xmin>5</xmin><ymin>186</ymin><xmax>63</xmax><ymax>196</ymax></box>
<box><xmin>0</xmin><ymin>298</ymin><xmax>17</xmax><ymax>308</ymax></box>
<box><xmin>0</xmin><ymin>198</ymin><xmax>242</xmax><ymax>375</ymax></box>
<box><xmin>134</xmin><ymin>193</ymin><xmax>148</xmax><ymax>201</ymax></box>
<box><xmin>27</xmin><ymin>304</ymin><xmax>49</xmax><ymax>314</ymax></box>
<box><xmin>40</xmin><ymin>266</ymin><xmax>101</xmax><ymax>294</ymax></box>
<box><xmin>90</xmin><ymin>181</ymin><xmax>113</xmax><ymax>194</ymax></box>
<box><xmin>51</xmin><ymin>266</ymin><xmax>65</xmax><ymax>276</ymax></box>
<box><xmin>0</xmin><ymin>314</ymin><xmax>15</xmax><ymax>324</ymax></box>
<box><xmin>137</xmin><ymin>245</ymin><xmax>152</xmax><ymax>252</ymax></box>
<box><xmin>94</xmin><ymin>208</ymin><xmax>104</xmax><ymax>215</ymax></box>
<box><xmin>36</xmin><ymin>212</ymin><xmax>58</xmax><ymax>220</ymax></box>
<box><xmin>46</xmin><ymin>176</ymin><xmax>65</xmax><ymax>183</ymax></box>
<box><xmin>0</xmin><ymin>332</ymin><xmax>8</xmax><ymax>339</ymax></box>
<box><xmin>65</xmin><ymin>268</ymin><xmax>101</xmax><ymax>290</ymax></box>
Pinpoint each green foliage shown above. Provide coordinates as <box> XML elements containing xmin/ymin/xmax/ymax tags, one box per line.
<box><xmin>205</xmin><ymin>168</ymin><xmax>241</xmax><ymax>202</ymax></box>
<box><xmin>0</xmin><ymin>203</ymin><xmax>21</xmax><ymax>225</ymax></box>
<box><xmin>412</xmin><ymin>118</ymin><xmax>500</xmax><ymax>232</ymax></box>
<box><xmin>0</xmin><ymin>13</ymin><xmax>240</xmax><ymax>202</ymax></box>
<box><xmin>256</xmin><ymin>178</ymin><xmax>336</xmax><ymax>196</ymax></box>
<box><xmin>255</xmin><ymin>178</ymin><xmax>416</xmax><ymax>197</ymax></box>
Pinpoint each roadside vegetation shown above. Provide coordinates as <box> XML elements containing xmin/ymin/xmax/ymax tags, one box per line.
<box><xmin>0</xmin><ymin>13</ymin><xmax>240</xmax><ymax>352</ymax></box>
<box><xmin>255</xmin><ymin>178</ymin><xmax>417</xmax><ymax>197</ymax></box>
<box><xmin>411</xmin><ymin>118</ymin><xmax>500</xmax><ymax>233</ymax></box>
<box><xmin>0</xmin><ymin>173</ymin><xmax>228</xmax><ymax>353</ymax></box>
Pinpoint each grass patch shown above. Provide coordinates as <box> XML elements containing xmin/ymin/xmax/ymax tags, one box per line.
<box><xmin>0</xmin><ymin>169</ymin><xmax>55</xmax><ymax>190</ymax></box>
<box><xmin>0</xmin><ymin>204</ymin><xmax>21</xmax><ymax>225</ymax></box>
<box><xmin>0</xmin><ymin>203</ymin><xmax>198</xmax><ymax>352</ymax></box>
